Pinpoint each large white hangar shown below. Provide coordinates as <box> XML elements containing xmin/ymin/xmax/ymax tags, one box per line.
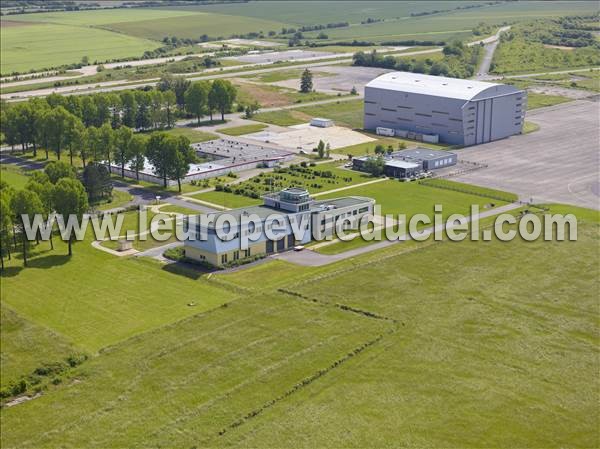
<box><xmin>364</xmin><ymin>72</ymin><xmax>526</xmax><ymax>146</ymax></box>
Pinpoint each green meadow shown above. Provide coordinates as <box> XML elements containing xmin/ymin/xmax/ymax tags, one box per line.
<box><xmin>1</xmin><ymin>202</ymin><xmax>597</xmax><ymax>447</ymax></box>
<box><xmin>0</xmin><ymin>22</ymin><xmax>160</xmax><ymax>74</ymax></box>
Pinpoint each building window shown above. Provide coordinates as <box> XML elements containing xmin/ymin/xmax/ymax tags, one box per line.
<box><xmin>244</xmin><ymin>249</ymin><xmax>250</xmax><ymax>258</ymax></box>
<box><xmin>365</xmin><ymin>112</ymin><xmax>376</xmax><ymax>116</ymax></box>
<box><xmin>365</xmin><ymin>100</ymin><xmax>377</xmax><ymax>104</ymax></box>
<box><xmin>415</xmin><ymin>113</ymin><xmax>432</xmax><ymax>117</ymax></box>
<box><xmin>397</xmin><ymin>117</ymin><xmax>413</xmax><ymax>122</ymax></box>
<box><xmin>449</xmin><ymin>118</ymin><xmax>462</xmax><ymax>122</ymax></box>
<box><xmin>381</xmin><ymin>107</ymin><xmax>397</xmax><ymax>112</ymax></box>
<box><xmin>359</xmin><ymin>207</ymin><xmax>369</xmax><ymax>213</ymax></box>
<box><xmin>233</xmin><ymin>251</ymin><xmax>239</xmax><ymax>261</ymax></box>
<box><xmin>432</xmin><ymin>110</ymin><xmax>449</xmax><ymax>115</ymax></box>
<box><xmin>221</xmin><ymin>254</ymin><xmax>228</xmax><ymax>264</ymax></box>
<box><xmin>397</xmin><ymin>105</ymin><xmax>413</xmax><ymax>109</ymax></box>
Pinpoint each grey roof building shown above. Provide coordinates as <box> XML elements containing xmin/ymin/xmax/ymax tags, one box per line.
<box><xmin>364</xmin><ymin>72</ymin><xmax>526</xmax><ymax>146</ymax></box>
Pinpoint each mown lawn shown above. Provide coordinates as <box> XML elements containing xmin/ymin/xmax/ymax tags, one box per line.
<box><xmin>2</xmin><ymin>202</ymin><xmax>596</xmax><ymax>447</ymax></box>
<box><xmin>0</xmin><ymin>164</ymin><xmax>30</xmax><ymax>189</ymax></box>
<box><xmin>217</xmin><ymin>123</ymin><xmax>267</xmax><ymax>136</ymax></box>
<box><xmin>253</xmin><ymin>99</ymin><xmax>364</xmax><ymax>128</ymax></box>
<box><xmin>0</xmin><ymin>210</ymin><xmax>237</xmax><ymax>353</ymax></box>
<box><xmin>0</xmin><ymin>305</ymin><xmax>76</xmax><ymax>389</ymax></box>
<box><xmin>160</xmin><ymin>127</ymin><xmax>218</xmax><ymax>143</ymax></box>
<box><xmin>234</xmin><ymin>210</ymin><xmax>599</xmax><ymax>448</ymax></box>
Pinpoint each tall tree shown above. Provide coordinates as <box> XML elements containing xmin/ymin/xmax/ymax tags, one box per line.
<box><xmin>94</xmin><ymin>94</ymin><xmax>111</xmax><ymax>127</ymax></box>
<box><xmin>97</xmin><ymin>123</ymin><xmax>115</xmax><ymax>170</ymax></box>
<box><xmin>210</xmin><ymin>80</ymin><xmax>236</xmax><ymax>121</ymax></box>
<box><xmin>120</xmin><ymin>91</ymin><xmax>137</xmax><ymax>128</ymax></box>
<box><xmin>64</xmin><ymin>115</ymin><xmax>86</xmax><ymax>166</ymax></box>
<box><xmin>26</xmin><ymin>173</ymin><xmax>55</xmax><ymax>250</ymax></box>
<box><xmin>163</xmin><ymin>90</ymin><xmax>177</xmax><ymax>129</ymax></box>
<box><xmin>135</xmin><ymin>91</ymin><xmax>152</xmax><ymax>131</ymax></box>
<box><xmin>82</xmin><ymin>163</ymin><xmax>112</xmax><ymax>202</ymax></box>
<box><xmin>44</xmin><ymin>160</ymin><xmax>76</xmax><ymax>184</ymax></box>
<box><xmin>46</xmin><ymin>106</ymin><xmax>72</xmax><ymax>161</ymax></box>
<box><xmin>172</xmin><ymin>76</ymin><xmax>191</xmax><ymax>111</ymax></box>
<box><xmin>150</xmin><ymin>90</ymin><xmax>165</xmax><ymax>129</ymax></box>
<box><xmin>128</xmin><ymin>134</ymin><xmax>147</xmax><ymax>181</ymax></box>
<box><xmin>146</xmin><ymin>133</ymin><xmax>171</xmax><ymax>187</ymax></box>
<box><xmin>107</xmin><ymin>93</ymin><xmax>122</xmax><ymax>129</ymax></box>
<box><xmin>114</xmin><ymin>126</ymin><xmax>133</xmax><ymax>178</ymax></box>
<box><xmin>185</xmin><ymin>81</ymin><xmax>210</xmax><ymax>125</ymax></box>
<box><xmin>0</xmin><ymin>194</ymin><xmax>13</xmax><ymax>270</ymax></box>
<box><xmin>300</xmin><ymin>68</ymin><xmax>313</xmax><ymax>93</ymax></box>
<box><xmin>168</xmin><ymin>136</ymin><xmax>196</xmax><ymax>192</ymax></box>
<box><xmin>80</xmin><ymin>96</ymin><xmax>98</xmax><ymax>128</ymax></box>
<box><xmin>53</xmin><ymin>178</ymin><xmax>88</xmax><ymax>256</ymax></box>
<box><xmin>11</xmin><ymin>190</ymin><xmax>43</xmax><ymax>267</ymax></box>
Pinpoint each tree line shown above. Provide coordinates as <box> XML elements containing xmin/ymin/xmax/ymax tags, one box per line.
<box><xmin>0</xmin><ymin>162</ymin><xmax>88</xmax><ymax>269</ymax></box>
<box><xmin>352</xmin><ymin>42</ymin><xmax>482</xmax><ymax>79</ymax></box>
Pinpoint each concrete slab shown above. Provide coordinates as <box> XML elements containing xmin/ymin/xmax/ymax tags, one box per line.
<box><xmin>245</xmin><ymin>124</ymin><xmax>375</xmax><ymax>152</ymax></box>
<box><xmin>452</xmin><ymin>100</ymin><xmax>600</xmax><ymax>210</ymax></box>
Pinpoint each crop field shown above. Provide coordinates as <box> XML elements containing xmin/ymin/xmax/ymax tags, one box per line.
<box><xmin>105</xmin><ymin>12</ymin><xmax>286</xmax><ymax>41</ymax></box>
<box><xmin>0</xmin><ymin>22</ymin><xmax>160</xmax><ymax>74</ymax></box>
<box><xmin>171</xmin><ymin>1</ymin><xmax>500</xmax><ymax>26</ymax></box>
<box><xmin>2</xmin><ymin>203</ymin><xmax>597</xmax><ymax>447</ymax></box>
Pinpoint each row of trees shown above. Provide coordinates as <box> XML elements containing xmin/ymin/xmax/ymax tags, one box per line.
<box><xmin>1</xmin><ymin>77</ymin><xmax>238</xmax><ymax>158</ymax></box>
<box><xmin>0</xmin><ymin>163</ymin><xmax>88</xmax><ymax>268</ymax></box>
<box><xmin>352</xmin><ymin>42</ymin><xmax>482</xmax><ymax>79</ymax></box>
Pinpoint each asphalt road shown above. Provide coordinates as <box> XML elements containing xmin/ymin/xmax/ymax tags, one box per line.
<box><xmin>453</xmin><ymin>100</ymin><xmax>600</xmax><ymax>210</ymax></box>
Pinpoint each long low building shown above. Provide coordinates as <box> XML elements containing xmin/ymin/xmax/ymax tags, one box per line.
<box><xmin>364</xmin><ymin>72</ymin><xmax>526</xmax><ymax>146</ymax></box>
<box><xmin>353</xmin><ymin>147</ymin><xmax>457</xmax><ymax>179</ymax></box>
<box><xmin>183</xmin><ymin>187</ymin><xmax>374</xmax><ymax>266</ymax></box>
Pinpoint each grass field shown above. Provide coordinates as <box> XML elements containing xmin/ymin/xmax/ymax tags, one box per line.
<box><xmin>0</xmin><ymin>210</ymin><xmax>237</xmax><ymax>353</ymax></box>
<box><xmin>318</xmin><ymin>179</ymin><xmax>510</xmax><ymax>219</ymax></box>
<box><xmin>1</xmin><ymin>305</ymin><xmax>76</xmax><ymax>389</ymax></box>
<box><xmin>217</xmin><ymin>123</ymin><xmax>268</xmax><ymax>136</ymax></box>
<box><xmin>527</xmin><ymin>92</ymin><xmax>573</xmax><ymax>110</ymax></box>
<box><xmin>190</xmin><ymin>190</ymin><xmax>263</xmax><ymax>209</ymax></box>
<box><xmin>0</xmin><ymin>164</ymin><xmax>30</xmax><ymax>189</ymax></box>
<box><xmin>159</xmin><ymin>127</ymin><xmax>218</xmax><ymax>143</ymax></box>
<box><xmin>333</xmin><ymin>134</ymin><xmax>447</xmax><ymax>157</ymax></box>
<box><xmin>253</xmin><ymin>99</ymin><xmax>364</xmax><ymax>128</ymax></box>
<box><xmin>0</xmin><ymin>22</ymin><xmax>160</xmax><ymax>74</ymax></box>
<box><xmin>105</xmin><ymin>13</ymin><xmax>286</xmax><ymax>41</ymax></box>
<box><xmin>1</xmin><ymin>202</ymin><xmax>597</xmax><ymax>447</ymax></box>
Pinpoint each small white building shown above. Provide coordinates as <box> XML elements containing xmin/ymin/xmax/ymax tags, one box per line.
<box><xmin>310</xmin><ymin>117</ymin><xmax>334</xmax><ymax>128</ymax></box>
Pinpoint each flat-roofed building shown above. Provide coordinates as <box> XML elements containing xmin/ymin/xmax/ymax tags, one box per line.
<box><xmin>364</xmin><ymin>72</ymin><xmax>526</xmax><ymax>146</ymax></box>
<box><xmin>183</xmin><ymin>188</ymin><xmax>374</xmax><ymax>266</ymax></box>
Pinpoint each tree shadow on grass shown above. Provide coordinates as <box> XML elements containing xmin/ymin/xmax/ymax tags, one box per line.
<box><xmin>161</xmin><ymin>261</ymin><xmax>218</xmax><ymax>280</ymax></box>
<box><xmin>1</xmin><ymin>254</ymin><xmax>71</xmax><ymax>277</ymax></box>
<box><xmin>27</xmin><ymin>254</ymin><xmax>71</xmax><ymax>269</ymax></box>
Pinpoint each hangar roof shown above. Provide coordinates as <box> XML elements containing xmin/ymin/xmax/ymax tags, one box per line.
<box><xmin>365</xmin><ymin>72</ymin><xmax>520</xmax><ymax>101</ymax></box>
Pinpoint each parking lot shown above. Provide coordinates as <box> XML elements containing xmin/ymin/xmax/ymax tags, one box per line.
<box><xmin>453</xmin><ymin>100</ymin><xmax>599</xmax><ymax>210</ymax></box>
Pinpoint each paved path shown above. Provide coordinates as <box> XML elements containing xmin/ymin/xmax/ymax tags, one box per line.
<box><xmin>275</xmin><ymin>202</ymin><xmax>523</xmax><ymax>266</ymax></box>
<box><xmin>2</xmin><ymin>47</ymin><xmax>442</xmax><ymax>101</ymax></box>
<box><xmin>474</xmin><ymin>26</ymin><xmax>511</xmax><ymax>80</ymax></box>
<box><xmin>312</xmin><ymin>177</ymin><xmax>388</xmax><ymax>197</ymax></box>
